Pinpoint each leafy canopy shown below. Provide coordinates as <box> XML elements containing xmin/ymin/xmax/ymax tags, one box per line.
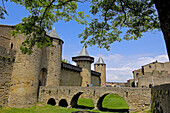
<box><xmin>1</xmin><ymin>0</ymin><xmax>160</xmax><ymax>53</ymax></box>
<box><xmin>1</xmin><ymin>0</ymin><xmax>89</xmax><ymax>54</ymax></box>
<box><xmin>79</xmin><ymin>0</ymin><xmax>160</xmax><ymax>50</ymax></box>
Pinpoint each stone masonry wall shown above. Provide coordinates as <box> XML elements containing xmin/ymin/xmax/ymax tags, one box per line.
<box><xmin>8</xmin><ymin>33</ymin><xmax>43</xmax><ymax>108</ymax></box>
<box><xmin>0</xmin><ymin>25</ymin><xmax>16</xmax><ymax>57</ymax></box>
<box><xmin>0</xmin><ymin>58</ymin><xmax>14</xmax><ymax>106</ymax></box>
<box><xmin>60</xmin><ymin>69</ymin><xmax>82</xmax><ymax>86</ymax></box>
<box><xmin>91</xmin><ymin>75</ymin><xmax>100</xmax><ymax>86</ymax></box>
<box><xmin>138</xmin><ymin>70</ymin><xmax>170</xmax><ymax>87</ymax></box>
<box><xmin>151</xmin><ymin>83</ymin><xmax>170</xmax><ymax>113</ymax></box>
<box><xmin>38</xmin><ymin>86</ymin><xmax>151</xmax><ymax>112</ymax></box>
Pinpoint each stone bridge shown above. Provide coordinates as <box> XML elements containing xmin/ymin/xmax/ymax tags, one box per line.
<box><xmin>38</xmin><ymin>86</ymin><xmax>151</xmax><ymax>112</ymax></box>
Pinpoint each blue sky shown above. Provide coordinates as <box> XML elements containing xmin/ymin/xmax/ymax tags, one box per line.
<box><xmin>1</xmin><ymin>1</ymin><xmax>169</xmax><ymax>82</ymax></box>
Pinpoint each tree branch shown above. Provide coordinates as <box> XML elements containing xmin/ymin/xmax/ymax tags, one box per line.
<box><xmin>120</xmin><ymin>0</ymin><xmax>126</xmax><ymax>23</ymax></box>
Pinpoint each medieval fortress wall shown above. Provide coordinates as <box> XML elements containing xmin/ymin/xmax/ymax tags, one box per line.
<box><xmin>0</xmin><ymin>25</ymin><xmax>15</xmax><ymax>106</ymax></box>
<box><xmin>133</xmin><ymin>61</ymin><xmax>170</xmax><ymax>88</ymax></box>
<box><xmin>1</xmin><ymin>23</ymin><xmax>170</xmax><ymax>112</ymax></box>
<box><xmin>0</xmin><ymin>58</ymin><xmax>14</xmax><ymax>106</ymax></box>
<box><xmin>138</xmin><ymin>70</ymin><xmax>170</xmax><ymax>87</ymax></box>
<box><xmin>0</xmin><ymin>24</ymin><xmax>106</xmax><ymax>108</ymax></box>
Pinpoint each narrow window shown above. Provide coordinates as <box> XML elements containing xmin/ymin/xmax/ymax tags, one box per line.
<box><xmin>126</xmin><ymin>92</ymin><xmax>128</xmax><ymax>97</ymax></box>
<box><xmin>11</xmin><ymin>43</ymin><xmax>13</xmax><ymax>49</ymax></box>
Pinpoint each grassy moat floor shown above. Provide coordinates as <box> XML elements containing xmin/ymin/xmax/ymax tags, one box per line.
<box><xmin>0</xmin><ymin>94</ymin><xmax>151</xmax><ymax>113</ymax></box>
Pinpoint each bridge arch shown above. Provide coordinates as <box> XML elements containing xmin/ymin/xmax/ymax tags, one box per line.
<box><xmin>96</xmin><ymin>92</ymin><xmax>129</xmax><ymax>111</ymax></box>
<box><xmin>47</xmin><ymin>98</ymin><xmax>56</xmax><ymax>106</ymax></box>
<box><xmin>59</xmin><ymin>99</ymin><xmax>68</xmax><ymax>107</ymax></box>
<box><xmin>70</xmin><ymin>92</ymin><xmax>83</xmax><ymax>108</ymax></box>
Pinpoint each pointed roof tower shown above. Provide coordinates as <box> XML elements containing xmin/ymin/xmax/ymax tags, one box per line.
<box><xmin>46</xmin><ymin>27</ymin><xmax>64</xmax><ymax>44</ymax></box>
<box><xmin>95</xmin><ymin>57</ymin><xmax>105</xmax><ymax>64</ymax></box>
<box><xmin>78</xmin><ymin>46</ymin><xmax>89</xmax><ymax>56</ymax></box>
<box><xmin>48</xmin><ymin>28</ymin><xmax>60</xmax><ymax>39</ymax></box>
<box><xmin>72</xmin><ymin>46</ymin><xmax>94</xmax><ymax>63</ymax></box>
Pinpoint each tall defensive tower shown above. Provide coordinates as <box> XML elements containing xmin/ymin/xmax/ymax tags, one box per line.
<box><xmin>46</xmin><ymin>28</ymin><xmax>64</xmax><ymax>87</ymax></box>
<box><xmin>72</xmin><ymin>46</ymin><xmax>94</xmax><ymax>87</ymax></box>
<box><xmin>9</xmin><ymin>33</ymin><xmax>43</xmax><ymax>108</ymax></box>
<box><xmin>94</xmin><ymin>57</ymin><xmax>106</xmax><ymax>86</ymax></box>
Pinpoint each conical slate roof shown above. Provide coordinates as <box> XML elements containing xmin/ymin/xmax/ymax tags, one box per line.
<box><xmin>95</xmin><ymin>57</ymin><xmax>105</xmax><ymax>64</ymax></box>
<box><xmin>48</xmin><ymin>28</ymin><xmax>60</xmax><ymax>39</ymax></box>
<box><xmin>78</xmin><ymin>46</ymin><xmax>89</xmax><ymax>56</ymax></box>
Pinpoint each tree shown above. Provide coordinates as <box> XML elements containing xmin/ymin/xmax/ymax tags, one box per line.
<box><xmin>79</xmin><ymin>0</ymin><xmax>170</xmax><ymax>60</ymax></box>
<box><xmin>1</xmin><ymin>0</ymin><xmax>89</xmax><ymax>54</ymax></box>
<box><xmin>1</xmin><ymin>0</ymin><xmax>170</xmax><ymax>60</ymax></box>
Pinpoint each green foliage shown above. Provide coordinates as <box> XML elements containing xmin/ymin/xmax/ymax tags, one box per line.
<box><xmin>0</xmin><ymin>0</ymin><xmax>8</xmax><ymax>19</ymax></box>
<box><xmin>61</xmin><ymin>59</ymin><xmax>70</xmax><ymax>63</ymax></box>
<box><xmin>1</xmin><ymin>0</ymin><xmax>161</xmax><ymax>53</ymax></box>
<box><xmin>79</xmin><ymin>0</ymin><xmax>160</xmax><ymax>50</ymax></box>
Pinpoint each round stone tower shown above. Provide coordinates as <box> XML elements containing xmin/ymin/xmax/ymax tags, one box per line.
<box><xmin>72</xmin><ymin>46</ymin><xmax>94</xmax><ymax>87</ymax></box>
<box><xmin>94</xmin><ymin>57</ymin><xmax>106</xmax><ymax>87</ymax></box>
<box><xmin>8</xmin><ymin>33</ymin><xmax>43</xmax><ymax>108</ymax></box>
<box><xmin>46</xmin><ymin>28</ymin><xmax>64</xmax><ymax>87</ymax></box>
<box><xmin>8</xmin><ymin>27</ymin><xmax>63</xmax><ymax>108</ymax></box>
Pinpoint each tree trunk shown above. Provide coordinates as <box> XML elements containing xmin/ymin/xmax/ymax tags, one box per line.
<box><xmin>154</xmin><ymin>0</ymin><xmax>170</xmax><ymax>61</ymax></box>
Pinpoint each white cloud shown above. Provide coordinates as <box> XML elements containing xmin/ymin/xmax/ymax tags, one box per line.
<box><xmin>100</xmin><ymin>54</ymin><xmax>169</xmax><ymax>82</ymax></box>
<box><xmin>155</xmin><ymin>54</ymin><xmax>169</xmax><ymax>62</ymax></box>
<box><xmin>102</xmin><ymin>54</ymin><xmax>124</xmax><ymax>63</ymax></box>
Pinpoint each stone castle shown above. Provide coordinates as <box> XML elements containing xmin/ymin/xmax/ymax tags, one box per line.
<box><xmin>133</xmin><ymin>61</ymin><xmax>170</xmax><ymax>87</ymax></box>
<box><xmin>0</xmin><ymin>24</ymin><xmax>106</xmax><ymax>107</ymax></box>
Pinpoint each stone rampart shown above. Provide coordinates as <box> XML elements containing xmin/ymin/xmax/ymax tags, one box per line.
<box><xmin>91</xmin><ymin>75</ymin><xmax>100</xmax><ymax>86</ymax></box>
<box><xmin>60</xmin><ymin>69</ymin><xmax>82</xmax><ymax>86</ymax></box>
<box><xmin>138</xmin><ymin>70</ymin><xmax>170</xmax><ymax>87</ymax></box>
<box><xmin>151</xmin><ymin>83</ymin><xmax>170</xmax><ymax>113</ymax></box>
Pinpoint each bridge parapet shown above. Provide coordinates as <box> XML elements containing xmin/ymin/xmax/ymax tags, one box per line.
<box><xmin>38</xmin><ymin>86</ymin><xmax>151</xmax><ymax>112</ymax></box>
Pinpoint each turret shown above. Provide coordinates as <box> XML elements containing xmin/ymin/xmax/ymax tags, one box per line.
<box><xmin>46</xmin><ymin>28</ymin><xmax>64</xmax><ymax>87</ymax></box>
<box><xmin>94</xmin><ymin>57</ymin><xmax>106</xmax><ymax>87</ymax></box>
<box><xmin>72</xmin><ymin>46</ymin><xmax>94</xmax><ymax>87</ymax></box>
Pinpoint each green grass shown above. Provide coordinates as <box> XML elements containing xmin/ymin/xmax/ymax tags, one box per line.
<box><xmin>77</xmin><ymin>98</ymin><xmax>94</xmax><ymax>107</ymax></box>
<box><xmin>78</xmin><ymin>94</ymin><xmax>129</xmax><ymax>109</ymax></box>
<box><xmin>102</xmin><ymin>94</ymin><xmax>129</xmax><ymax>109</ymax></box>
<box><xmin>0</xmin><ymin>104</ymin><xmax>78</xmax><ymax>113</ymax></box>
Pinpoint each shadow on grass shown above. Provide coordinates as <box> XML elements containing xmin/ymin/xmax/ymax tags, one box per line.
<box><xmin>72</xmin><ymin>105</ymin><xmax>94</xmax><ymax>110</ymax></box>
<box><xmin>72</xmin><ymin>105</ymin><xmax>129</xmax><ymax>113</ymax></box>
<box><xmin>100</xmin><ymin>107</ymin><xmax>129</xmax><ymax>113</ymax></box>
